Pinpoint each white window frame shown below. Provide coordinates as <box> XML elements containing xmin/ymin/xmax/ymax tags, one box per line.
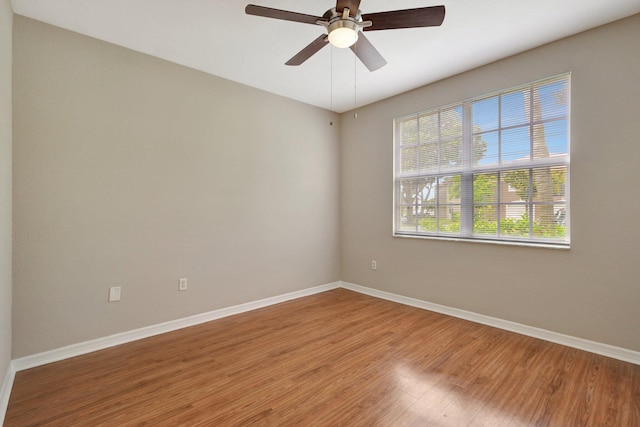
<box><xmin>393</xmin><ymin>74</ymin><xmax>571</xmax><ymax>248</ymax></box>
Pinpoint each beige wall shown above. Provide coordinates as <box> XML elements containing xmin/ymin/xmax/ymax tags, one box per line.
<box><xmin>0</xmin><ymin>0</ymin><xmax>12</xmax><ymax>381</ymax></box>
<box><xmin>340</xmin><ymin>14</ymin><xmax>640</xmax><ymax>352</ymax></box>
<box><xmin>12</xmin><ymin>17</ymin><xmax>340</xmax><ymax>357</ymax></box>
<box><xmin>11</xmin><ymin>11</ymin><xmax>640</xmax><ymax>359</ymax></box>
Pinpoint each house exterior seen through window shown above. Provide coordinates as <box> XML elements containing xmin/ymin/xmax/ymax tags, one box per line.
<box><xmin>394</xmin><ymin>74</ymin><xmax>570</xmax><ymax>247</ymax></box>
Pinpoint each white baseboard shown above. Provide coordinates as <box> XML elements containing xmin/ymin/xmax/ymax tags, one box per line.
<box><xmin>340</xmin><ymin>281</ymin><xmax>640</xmax><ymax>365</ymax></box>
<box><xmin>0</xmin><ymin>361</ymin><xmax>16</xmax><ymax>426</ymax></box>
<box><xmin>10</xmin><ymin>279</ymin><xmax>640</xmax><ymax>375</ymax></box>
<box><xmin>12</xmin><ymin>282</ymin><xmax>341</xmax><ymax>372</ymax></box>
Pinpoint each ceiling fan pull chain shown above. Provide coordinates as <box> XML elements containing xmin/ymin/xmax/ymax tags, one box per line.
<box><xmin>330</xmin><ymin>46</ymin><xmax>334</xmax><ymax>112</ymax></box>
<box><xmin>354</xmin><ymin>38</ymin><xmax>357</xmax><ymax>116</ymax></box>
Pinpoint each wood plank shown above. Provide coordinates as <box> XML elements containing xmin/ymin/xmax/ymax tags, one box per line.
<box><xmin>5</xmin><ymin>289</ymin><xmax>640</xmax><ymax>426</ymax></box>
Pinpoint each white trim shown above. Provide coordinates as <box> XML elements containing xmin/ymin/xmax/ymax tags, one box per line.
<box><xmin>340</xmin><ymin>281</ymin><xmax>640</xmax><ymax>366</ymax></box>
<box><xmin>0</xmin><ymin>362</ymin><xmax>16</xmax><ymax>426</ymax></box>
<box><xmin>392</xmin><ymin>232</ymin><xmax>570</xmax><ymax>250</ymax></box>
<box><xmin>12</xmin><ymin>282</ymin><xmax>340</xmax><ymax>371</ymax></box>
<box><xmin>10</xmin><ymin>279</ymin><xmax>639</xmax><ymax>374</ymax></box>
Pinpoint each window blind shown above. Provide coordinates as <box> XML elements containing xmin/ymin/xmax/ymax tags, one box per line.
<box><xmin>394</xmin><ymin>74</ymin><xmax>570</xmax><ymax>246</ymax></box>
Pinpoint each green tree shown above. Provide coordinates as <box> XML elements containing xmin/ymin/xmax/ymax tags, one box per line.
<box><xmin>503</xmin><ymin>167</ymin><xmax>566</xmax><ymax>205</ymax></box>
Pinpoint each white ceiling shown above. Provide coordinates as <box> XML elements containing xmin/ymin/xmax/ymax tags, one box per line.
<box><xmin>11</xmin><ymin>0</ymin><xmax>640</xmax><ymax>112</ymax></box>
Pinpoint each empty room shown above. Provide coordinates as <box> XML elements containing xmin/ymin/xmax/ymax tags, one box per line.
<box><xmin>1</xmin><ymin>0</ymin><xmax>640</xmax><ymax>425</ymax></box>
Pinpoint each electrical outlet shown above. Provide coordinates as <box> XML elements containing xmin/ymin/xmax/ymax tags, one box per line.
<box><xmin>179</xmin><ymin>278</ymin><xmax>188</xmax><ymax>291</ymax></box>
<box><xmin>108</xmin><ymin>286</ymin><xmax>121</xmax><ymax>302</ymax></box>
<box><xmin>371</xmin><ymin>260</ymin><xmax>377</xmax><ymax>270</ymax></box>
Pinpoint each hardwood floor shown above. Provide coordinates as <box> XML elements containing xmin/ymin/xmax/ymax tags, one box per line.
<box><xmin>5</xmin><ymin>289</ymin><xmax>640</xmax><ymax>426</ymax></box>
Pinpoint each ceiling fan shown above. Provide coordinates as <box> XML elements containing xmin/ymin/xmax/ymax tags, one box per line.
<box><xmin>245</xmin><ymin>1</ymin><xmax>445</xmax><ymax>72</ymax></box>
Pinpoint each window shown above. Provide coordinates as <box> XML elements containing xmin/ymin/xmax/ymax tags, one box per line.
<box><xmin>394</xmin><ymin>74</ymin><xmax>570</xmax><ymax>246</ymax></box>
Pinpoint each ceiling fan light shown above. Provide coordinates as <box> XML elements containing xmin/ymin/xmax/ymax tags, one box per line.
<box><xmin>328</xmin><ymin>21</ymin><xmax>359</xmax><ymax>48</ymax></box>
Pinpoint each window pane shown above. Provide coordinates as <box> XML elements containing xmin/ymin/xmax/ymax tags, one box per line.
<box><xmin>474</xmin><ymin>205</ymin><xmax>498</xmax><ymax>236</ymax></box>
<box><xmin>500</xmin><ymin>208</ymin><xmax>530</xmax><ymax>237</ymax></box>
<box><xmin>550</xmin><ymin>166</ymin><xmax>567</xmax><ymax>198</ymax></box>
<box><xmin>535</xmin><ymin>119</ymin><xmax>568</xmax><ymax>158</ymax></box>
<box><xmin>501</xmin><ymin>169</ymin><xmax>531</xmax><ymax>202</ymax></box>
<box><xmin>552</xmin><ymin>203</ymin><xmax>567</xmax><ymax>227</ymax></box>
<box><xmin>533</xmin><ymin>203</ymin><xmax>567</xmax><ymax>240</ymax></box>
<box><xmin>419</xmin><ymin>142</ymin><xmax>438</xmax><ymax>172</ymax></box>
<box><xmin>400</xmin><ymin>146</ymin><xmax>418</xmax><ymax>173</ymax></box>
<box><xmin>439</xmin><ymin>205</ymin><xmax>461</xmax><ymax>234</ymax></box>
<box><xmin>419</xmin><ymin>113</ymin><xmax>439</xmax><ymax>144</ymax></box>
<box><xmin>440</xmin><ymin>107</ymin><xmax>463</xmax><ymax>139</ymax></box>
<box><xmin>397</xmin><ymin>179</ymin><xmax>418</xmax><ymax>232</ymax></box>
<box><xmin>474</xmin><ymin>173</ymin><xmax>498</xmax><ymax>204</ymax></box>
<box><xmin>397</xmin><ymin>205</ymin><xmax>416</xmax><ymax>232</ymax></box>
<box><xmin>438</xmin><ymin>176</ymin><xmax>461</xmax><ymax>235</ymax></box>
<box><xmin>397</xmin><ymin>179</ymin><xmax>418</xmax><ymax>206</ymax></box>
<box><xmin>501</xmin><ymin>90</ymin><xmax>529</xmax><ymax>127</ymax></box>
<box><xmin>474</xmin><ymin>131</ymin><xmax>496</xmax><ymax>166</ymax></box>
<box><xmin>439</xmin><ymin>175</ymin><xmax>460</xmax><ymax>204</ymax></box>
<box><xmin>502</xmin><ymin>126</ymin><xmax>530</xmax><ymax>163</ymax></box>
<box><xmin>473</xmin><ymin>173</ymin><xmax>498</xmax><ymax>236</ymax></box>
<box><xmin>418</xmin><ymin>177</ymin><xmax>438</xmax><ymax>206</ymax></box>
<box><xmin>473</xmin><ymin>96</ymin><xmax>499</xmax><ymax>132</ymax></box>
<box><xmin>531</xmin><ymin>168</ymin><xmax>555</xmax><ymax>204</ymax></box>
<box><xmin>400</xmin><ymin>118</ymin><xmax>418</xmax><ymax>145</ymax></box>
<box><xmin>418</xmin><ymin>209</ymin><xmax>436</xmax><ymax>232</ymax></box>
<box><xmin>530</xmin><ymin>167</ymin><xmax>567</xmax><ymax>240</ymax></box>
<box><xmin>501</xmin><ymin>169</ymin><xmax>531</xmax><ymax>236</ymax></box>
<box><xmin>535</xmin><ymin>79</ymin><xmax>569</xmax><ymax>121</ymax></box>
<box><xmin>532</xmin><ymin>122</ymin><xmax>549</xmax><ymax>159</ymax></box>
<box><xmin>440</xmin><ymin>137</ymin><xmax>462</xmax><ymax>169</ymax></box>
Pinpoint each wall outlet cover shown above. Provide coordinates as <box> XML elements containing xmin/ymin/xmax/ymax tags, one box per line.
<box><xmin>108</xmin><ymin>286</ymin><xmax>121</xmax><ymax>302</ymax></box>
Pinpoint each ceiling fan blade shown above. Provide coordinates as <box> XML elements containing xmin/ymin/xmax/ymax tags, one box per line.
<box><xmin>336</xmin><ymin>0</ymin><xmax>362</xmax><ymax>16</ymax></box>
<box><xmin>245</xmin><ymin>5</ymin><xmax>323</xmax><ymax>25</ymax></box>
<box><xmin>362</xmin><ymin>5</ymin><xmax>445</xmax><ymax>31</ymax></box>
<box><xmin>350</xmin><ymin>33</ymin><xmax>387</xmax><ymax>72</ymax></box>
<box><xmin>285</xmin><ymin>35</ymin><xmax>329</xmax><ymax>66</ymax></box>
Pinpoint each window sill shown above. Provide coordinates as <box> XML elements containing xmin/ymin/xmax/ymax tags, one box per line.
<box><xmin>393</xmin><ymin>232</ymin><xmax>570</xmax><ymax>250</ymax></box>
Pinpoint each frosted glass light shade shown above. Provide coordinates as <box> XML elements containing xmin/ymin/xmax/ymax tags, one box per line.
<box><xmin>329</xmin><ymin>27</ymin><xmax>358</xmax><ymax>48</ymax></box>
